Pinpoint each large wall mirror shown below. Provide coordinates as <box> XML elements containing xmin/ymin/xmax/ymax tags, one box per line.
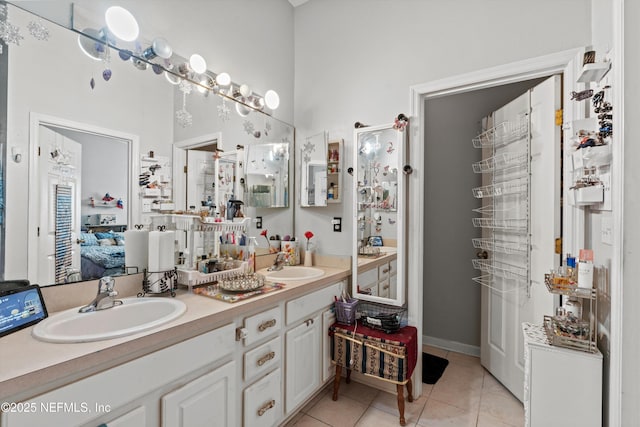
<box><xmin>352</xmin><ymin>123</ymin><xmax>406</xmax><ymax>306</ymax></box>
<box><xmin>1</xmin><ymin>3</ymin><xmax>294</xmax><ymax>286</ymax></box>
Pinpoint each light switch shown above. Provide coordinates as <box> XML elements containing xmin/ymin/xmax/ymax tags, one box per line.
<box><xmin>332</xmin><ymin>217</ymin><xmax>342</xmax><ymax>232</ymax></box>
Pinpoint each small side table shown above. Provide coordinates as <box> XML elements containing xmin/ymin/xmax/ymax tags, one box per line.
<box><xmin>329</xmin><ymin>322</ymin><xmax>418</xmax><ymax>426</ymax></box>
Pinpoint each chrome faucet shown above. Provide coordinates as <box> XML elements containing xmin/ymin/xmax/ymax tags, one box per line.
<box><xmin>267</xmin><ymin>252</ymin><xmax>287</xmax><ymax>271</ymax></box>
<box><xmin>79</xmin><ymin>276</ymin><xmax>123</xmax><ymax>313</ymax></box>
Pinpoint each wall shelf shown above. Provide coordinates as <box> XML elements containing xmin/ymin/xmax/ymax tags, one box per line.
<box><xmin>471</xmin><ymin>115</ymin><xmax>530</xmax><ymax>294</ymax></box>
<box><xmin>326</xmin><ymin>139</ymin><xmax>343</xmax><ymax>203</ymax></box>
<box><xmin>576</xmin><ymin>62</ymin><xmax>611</xmax><ymax>84</ymax></box>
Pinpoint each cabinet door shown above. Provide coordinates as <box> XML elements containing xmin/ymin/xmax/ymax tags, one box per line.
<box><xmin>104</xmin><ymin>406</ymin><xmax>146</xmax><ymax>427</ymax></box>
<box><xmin>285</xmin><ymin>314</ymin><xmax>321</xmax><ymax>413</ymax></box>
<box><xmin>162</xmin><ymin>361</ymin><xmax>236</xmax><ymax>427</ymax></box>
<box><xmin>244</xmin><ymin>368</ymin><xmax>281</xmax><ymax>427</ymax></box>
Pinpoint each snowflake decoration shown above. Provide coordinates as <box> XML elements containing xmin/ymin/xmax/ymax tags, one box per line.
<box><xmin>178</xmin><ymin>80</ymin><xmax>193</xmax><ymax>95</ymax></box>
<box><xmin>243</xmin><ymin>120</ymin><xmax>255</xmax><ymax>135</ymax></box>
<box><xmin>0</xmin><ymin>12</ymin><xmax>24</xmax><ymax>48</ymax></box>
<box><xmin>175</xmin><ymin>91</ymin><xmax>192</xmax><ymax>127</ymax></box>
<box><xmin>302</xmin><ymin>140</ymin><xmax>315</xmax><ymax>154</ymax></box>
<box><xmin>303</xmin><ymin>153</ymin><xmax>311</xmax><ymax>163</ymax></box>
<box><xmin>217</xmin><ymin>100</ymin><xmax>231</xmax><ymax>122</ymax></box>
<box><xmin>27</xmin><ymin>19</ymin><xmax>49</xmax><ymax>41</ymax></box>
<box><xmin>176</xmin><ymin>108</ymin><xmax>193</xmax><ymax>128</ymax></box>
<box><xmin>264</xmin><ymin>120</ymin><xmax>272</xmax><ymax>136</ymax></box>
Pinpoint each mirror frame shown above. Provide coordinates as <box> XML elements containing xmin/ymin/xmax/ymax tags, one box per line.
<box><xmin>352</xmin><ymin>123</ymin><xmax>406</xmax><ymax>306</ymax></box>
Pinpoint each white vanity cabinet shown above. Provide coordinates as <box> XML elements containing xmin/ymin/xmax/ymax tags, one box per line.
<box><xmin>357</xmin><ymin>256</ymin><xmax>397</xmax><ymax>299</ymax></box>
<box><xmin>162</xmin><ymin>361</ymin><xmax>236</xmax><ymax>427</ymax></box>
<box><xmin>1</xmin><ymin>324</ymin><xmax>236</xmax><ymax>427</ymax></box>
<box><xmin>284</xmin><ymin>280</ymin><xmax>344</xmax><ymax>414</ymax></box>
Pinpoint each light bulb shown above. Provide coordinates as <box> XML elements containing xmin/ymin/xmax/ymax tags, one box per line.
<box><xmin>240</xmin><ymin>84</ymin><xmax>251</xmax><ymax>97</ymax></box>
<box><xmin>264</xmin><ymin>90</ymin><xmax>280</xmax><ymax>110</ymax></box>
<box><xmin>165</xmin><ymin>70</ymin><xmax>181</xmax><ymax>85</ymax></box>
<box><xmin>142</xmin><ymin>37</ymin><xmax>172</xmax><ymax>60</ymax></box>
<box><xmin>189</xmin><ymin>54</ymin><xmax>207</xmax><ymax>74</ymax></box>
<box><xmin>78</xmin><ymin>29</ymin><xmax>105</xmax><ymax>61</ymax></box>
<box><xmin>236</xmin><ymin>101</ymin><xmax>251</xmax><ymax>117</ymax></box>
<box><xmin>216</xmin><ymin>72</ymin><xmax>231</xmax><ymax>86</ymax></box>
<box><xmin>105</xmin><ymin>6</ymin><xmax>139</xmax><ymax>42</ymax></box>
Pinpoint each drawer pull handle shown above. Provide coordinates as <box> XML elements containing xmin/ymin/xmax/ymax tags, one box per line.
<box><xmin>257</xmin><ymin>399</ymin><xmax>275</xmax><ymax>416</ymax></box>
<box><xmin>304</xmin><ymin>318</ymin><xmax>315</xmax><ymax>326</ymax></box>
<box><xmin>382</xmin><ymin>268</ymin><xmax>389</xmax><ymax>273</ymax></box>
<box><xmin>257</xmin><ymin>351</ymin><xmax>276</xmax><ymax>366</ymax></box>
<box><xmin>258</xmin><ymin>319</ymin><xmax>277</xmax><ymax>332</ymax></box>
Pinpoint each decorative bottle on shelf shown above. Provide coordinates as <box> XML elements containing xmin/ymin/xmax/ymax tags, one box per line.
<box><xmin>328</xmin><ymin>183</ymin><xmax>335</xmax><ymax>199</ymax></box>
<box><xmin>247</xmin><ymin>237</ymin><xmax>257</xmax><ymax>273</ymax></box>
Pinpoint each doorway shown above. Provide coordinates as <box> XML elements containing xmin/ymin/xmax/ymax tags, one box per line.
<box><xmin>27</xmin><ymin>113</ymin><xmax>139</xmax><ymax>285</ymax></box>
<box><xmin>407</xmin><ymin>49</ymin><xmax>583</xmax><ymax>400</ymax></box>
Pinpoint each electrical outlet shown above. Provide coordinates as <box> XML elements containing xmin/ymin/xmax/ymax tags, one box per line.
<box><xmin>332</xmin><ymin>217</ymin><xmax>342</xmax><ymax>232</ymax></box>
<box><xmin>255</xmin><ymin>216</ymin><xmax>262</xmax><ymax>229</ymax></box>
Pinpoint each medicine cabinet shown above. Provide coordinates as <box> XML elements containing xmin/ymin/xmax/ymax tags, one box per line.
<box><xmin>352</xmin><ymin>123</ymin><xmax>406</xmax><ymax>306</ymax></box>
<box><xmin>300</xmin><ymin>133</ymin><xmax>343</xmax><ymax>207</ymax></box>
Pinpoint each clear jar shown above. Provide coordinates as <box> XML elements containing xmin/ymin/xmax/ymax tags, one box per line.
<box><xmin>563</xmin><ymin>297</ymin><xmax>583</xmax><ymax>320</ymax></box>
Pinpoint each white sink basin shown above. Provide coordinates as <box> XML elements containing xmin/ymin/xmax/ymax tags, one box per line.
<box><xmin>263</xmin><ymin>266</ymin><xmax>325</xmax><ymax>281</ymax></box>
<box><xmin>32</xmin><ymin>297</ymin><xmax>186</xmax><ymax>343</ymax></box>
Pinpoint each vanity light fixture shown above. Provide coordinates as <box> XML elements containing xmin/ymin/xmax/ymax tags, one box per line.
<box><xmin>77</xmin><ymin>28</ymin><xmax>109</xmax><ymax>61</ymax></box>
<box><xmin>264</xmin><ymin>90</ymin><xmax>280</xmax><ymax>110</ymax></box>
<box><xmin>189</xmin><ymin>54</ymin><xmax>207</xmax><ymax>74</ymax></box>
<box><xmin>105</xmin><ymin>6</ymin><xmax>139</xmax><ymax>42</ymax></box>
<box><xmin>216</xmin><ymin>72</ymin><xmax>231</xmax><ymax>86</ymax></box>
<box><xmin>239</xmin><ymin>84</ymin><xmax>251</xmax><ymax>98</ymax></box>
<box><xmin>197</xmin><ymin>76</ymin><xmax>215</xmax><ymax>94</ymax></box>
<box><xmin>141</xmin><ymin>37</ymin><xmax>172</xmax><ymax>60</ymax></box>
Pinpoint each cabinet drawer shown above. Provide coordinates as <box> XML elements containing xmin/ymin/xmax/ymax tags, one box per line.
<box><xmin>389</xmin><ymin>258</ymin><xmax>397</xmax><ymax>274</ymax></box>
<box><xmin>243</xmin><ymin>306</ymin><xmax>282</xmax><ymax>346</ymax></box>
<box><xmin>357</xmin><ymin>267</ymin><xmax>378</xmax><ymax>288</ymax></box>
<box><xmin>244</xmin><ymin>336</ymin><xmax>282</xmax><ymax>380</ymax></box>
<box><xmin>378</xmin><ymin>278</ymin><xmax>390</xmax><ymax>298</ymax></box>
<box><xmin>378</xmin><ymin>263</ymin><xmax>392</xmax><ymax>279</ymax></box>
<box><xmin>244</xmin><ymin>368</ymin><xmax>281</xmax><ymax>427</ymax></box>
<box><xmin>286</xmin><ymin>281</ymin><xmax>343</xmax><ymax>325</ymax></box>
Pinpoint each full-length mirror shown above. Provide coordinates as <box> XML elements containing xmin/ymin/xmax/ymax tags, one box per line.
<box><xmin>1</xmin><ymin>3</ymin><xmax>295</xmax><ymax>286</ymax></box>
<box><xmin>352</xmin><ymin>123</ymin><xmax>406</xmax><ymax>306</ymax></box>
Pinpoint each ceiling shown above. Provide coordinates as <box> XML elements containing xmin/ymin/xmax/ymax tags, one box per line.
<box><xmin>288</xmin><ymin>0</ymin><xmax>310</xmax><ymax>7</ymax></box>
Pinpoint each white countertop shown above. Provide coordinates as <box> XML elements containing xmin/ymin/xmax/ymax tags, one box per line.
<box><xmin>0</xmin><ymin>265</ymin><xmax>350</xmax><ymax>403</ymax></box>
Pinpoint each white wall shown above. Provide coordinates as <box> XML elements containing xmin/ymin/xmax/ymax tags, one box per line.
<box><xmin>293</xmin><ymin>0</ymin><xmax>592</xmax><ymax>256</ymax></box>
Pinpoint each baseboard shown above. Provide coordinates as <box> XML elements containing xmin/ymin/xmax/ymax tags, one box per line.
<box><xmin>423</xmin><ymin>335</ymin><xmax>481</xmax><ymax>358</ymax></box>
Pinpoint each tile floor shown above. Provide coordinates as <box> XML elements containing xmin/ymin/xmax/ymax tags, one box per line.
<box><xmin>284</xmin><ymin>346</ymin><xmax>524</xmax><ymax>427</ymax></box>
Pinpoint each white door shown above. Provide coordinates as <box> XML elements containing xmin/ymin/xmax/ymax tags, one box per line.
<box><xmin>480</xmin><ymin>75</ymin><xmax>560</xmax><ymax>401</ymax></box>
<box><xmin>37</xmin><ymin>126</ymin><xmax>82</xmax><ymax>285</ymax></box>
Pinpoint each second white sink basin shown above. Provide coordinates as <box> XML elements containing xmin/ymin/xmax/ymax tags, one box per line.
<box><xmin>32</xmin><ymin>297</ymin><xmax>186</xmax><ymax>343</ymax></box>
<box><xmin>263</xmin><ymin>266</ymin><xmax>325</xmax><ymax>281</ymax></box>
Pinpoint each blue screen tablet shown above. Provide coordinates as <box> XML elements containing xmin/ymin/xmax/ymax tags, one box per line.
<box><xmin>0</xmin><ymin>285</ymin><xmax>48</xmax><ymax>337</ymax></box>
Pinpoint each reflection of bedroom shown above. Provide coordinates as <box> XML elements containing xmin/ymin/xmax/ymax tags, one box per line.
<box><xmin>70</xmin><ymin>131</ymin><xmax>129</xmax><ymax>231</ymax></box>
<box><xmin>53</xmin><ymin>128</ymin><xmax>129</xmax><ymax>281</ymax></box>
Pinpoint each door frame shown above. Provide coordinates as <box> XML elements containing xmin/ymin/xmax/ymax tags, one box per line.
<box><xmin>172</xmin><ymin>132</ymin><xmax>223</xmax><ymax>212</ymax></box>
<box><xmin>407</xmin><ymin>48</ymin><xmax>624</xmax><ymax>415</ymax></box>
<box><xmin>28</xmin><ymin>113</ymin><xmax>140</xmax><ymax>283</ymax></box>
